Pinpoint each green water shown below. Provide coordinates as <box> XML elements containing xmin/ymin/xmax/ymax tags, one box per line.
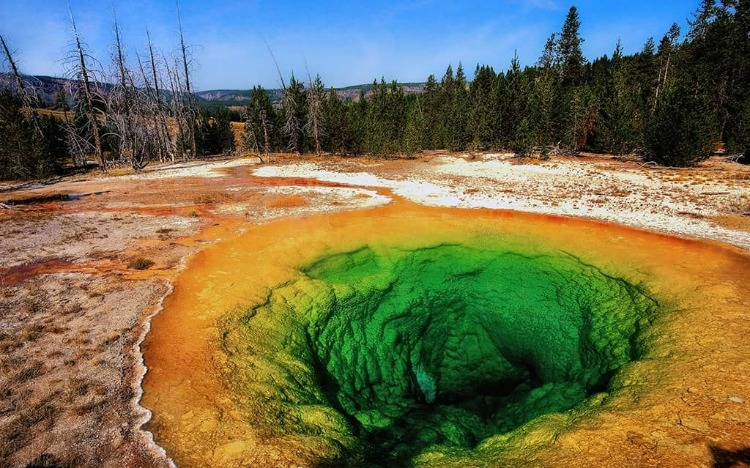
<box><xmin>227</xmin><ymin>243</ymin><xmax>658</xmax><ymax>465</ymax></box>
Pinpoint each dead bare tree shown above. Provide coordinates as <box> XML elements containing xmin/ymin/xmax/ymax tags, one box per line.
<box><xmin>137</xmin><ymin>54</ymin><xmax>169</xmax><ymax>164</ymax></box>
<box><xmin>164</xmin><ymin>55</ymin><xmax>194</xmax><ymax>161</ymax></box>
<box><xmin>263</xmin><ymin>39</ymin><xmax>301</xmax><ymax>159</ymax></box>
<box><xmin>263</xmin><ymin>43</ymin><xmax>305</xmax><ymax>154</ymax></box>
<box><xmin>0</xmin><ymin>34</ymin><xmax>43</xmax><ymax>137</ymax></box>
<box><xmin>0</xmin><ymin>35</ymin><xmax>22</xmax><ymax>91</ymax></box>
<box><xmin>176</xmin><ymin>0</ymin><xmax>197</xmax><ymax>159</ymax></box>
<box><xmin>282</xmin><ymin>76</ymin><xmax>304</xmax><ymax>153</ymax></box>
<box><xmin>305</xmin><ymin>66</ymin><xmax>324</xmax><ymax>155</ymax></box>
<box><xmin>105</xmin><ymin>12</ymin><xmax>166</xmax><ymax>171</ymax></box>
<box><xmin>144</xmin><ymin>30</ymin><xmax>174</xmax><ymax>162</ymax></box>
<box><xmin>259</xmin><ymin>108</ymin><xmax>272</xmax><ymax>158</ymax></box>
<box><xmin>67</xmin><ymin>5</ymin><xmax>104</xmax><ymax>169</ymax></box>
<box><xmin>0</xmin><ymin>34</ymin><xmax>39</xmax><ymax>176</ymax></box>
<box><xmin>108</xmin><ymin>14</ymin><xmax>140</xmax><ymax>168</ymax></box>
<box><xmin>243</xmin><ymin>118</ymin><xmax>260</xmax><ymax>154</ymax></box>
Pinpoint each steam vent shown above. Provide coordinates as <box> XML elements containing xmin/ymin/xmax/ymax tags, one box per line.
<box><xmin>142</xmin><ymin>203</ymin><xmax>750</xmax><ymax>467</ymax></box>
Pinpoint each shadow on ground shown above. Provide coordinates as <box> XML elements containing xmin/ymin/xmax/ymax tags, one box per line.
<box><xmin>711</xmin><ymin>446</ymin><xmax>750</xmax><ymax>468</ymax></box>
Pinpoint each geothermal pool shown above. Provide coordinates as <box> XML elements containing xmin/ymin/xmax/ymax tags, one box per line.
<box><xmin>141</xmin><ymin>202</ymin><xmax>750</xmax><ymax>467</ymax></box>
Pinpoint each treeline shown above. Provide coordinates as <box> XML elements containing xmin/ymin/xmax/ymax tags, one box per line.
<box><xmin>245</xmin><ymin>1</ymin><xmax>750</xmax><ymax>166</ymax></box>
<box><xmin>2</xmin><ymin>1</ymin><xmax>749</xmax><ymax>181</ymax></box>
<box><xmin>0</xmin><ymin>5</ymin><xmax>235</xmax><ymax>181</ymax></box>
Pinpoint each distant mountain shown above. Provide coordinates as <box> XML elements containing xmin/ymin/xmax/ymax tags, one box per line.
<box><xmin>0</xmin><ymin>73</ymin><xmax>426</xmax><ymax>107</ymax></box>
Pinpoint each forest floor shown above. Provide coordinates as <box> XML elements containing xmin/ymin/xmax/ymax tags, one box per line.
<box><xmin>0</xmin><ymin>151</ymin><xmax>749</xmax><ymax>467</ymax></box>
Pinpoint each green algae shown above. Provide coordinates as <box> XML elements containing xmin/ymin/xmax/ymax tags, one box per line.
<box><xmin>223</xmin><ymin>243</ymin><xmax>659</xmax><ymax>465</ymax></box>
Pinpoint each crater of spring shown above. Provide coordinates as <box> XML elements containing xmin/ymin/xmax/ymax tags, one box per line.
<box><xmin>225</xmin><ymin>244</ymin><xmax>657</xmax><ymax>464</ymax></box>
<box><xmin>141</xmin><ymin>203</ymin><xmax>750</xmax><ymax>467</ymax></box>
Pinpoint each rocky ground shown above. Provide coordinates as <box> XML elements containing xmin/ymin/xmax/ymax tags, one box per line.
<box><xmin>0</xmin><ymin>152</ymin><xmax>748</xmax><ymax>467</ymax></box>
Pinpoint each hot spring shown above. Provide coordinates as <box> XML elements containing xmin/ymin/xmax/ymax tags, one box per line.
<box><xmin>142</xmin><ymin>203</ymin><xmax>750</xmax><ymax>467</ymax></box>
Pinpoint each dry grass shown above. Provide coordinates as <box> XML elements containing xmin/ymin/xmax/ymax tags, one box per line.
<box><xmin>23</xmin><ymin>289</ymin><xmax>46</xmax><ymax>315</ymax></box>
<box><xmin>24</xmin><ymin>453</ymin><xmax>70</xmax><ymax>467</ymax></box>
<box><xmin>62</xmin><ymin>301</ymin><xmax>84</xmax><ymax>316</ymax></box>
<box><xmin>16</xmin><ymin>362</ymin><xmax>44</xmax><ymax>382</ymax></box>
<box><xmin>35</xmin><ymin>108</ymin><xmax>70</xmax><ymax>120</ymax></box>
<box><xmin>102</xmin><ymin>333</ymin><xmax>121</xmax><ymax>346</ymax></box>
<box><xmin>21</xmin><ymin>323</ymin><xmax>46</xmax><ymax>342</ymax></box>
<box><xmin>0</xmin><ymin>392</ymin><xmax>59</xmax><ymax>460</ymax></box>
<box><xmin>127</xmin><ymin>257</ymin><xmax>154</xmax><ymax>270</ymax></box>
<box><xmin>0</xmin><ymin>276</ymin><xmax>163</xmax><ymax>465</ymax></box>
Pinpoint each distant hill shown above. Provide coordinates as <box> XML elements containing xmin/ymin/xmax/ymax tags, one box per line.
<box><xmin>0</xmin><ymin>73</ymin><xmax>81</xmax><ymax>106</ymax></box>
<box><xmin>0</xmin><ymin>73</ymin><xmax>425</xmax><ymax>108</ymax></box>
<box><xmin>194</xmin><ymin>82</ymin><xmax>425</xmax><ymax>107</ymax></box>
<box><xmin>194</xmin><ymin>89</ymin><xmax>252</xmax><ymax>104</ymax></box>
<box><xmin>195</xmin><ymin>82</ymin><xmax>426</xmax><ymax>107</ymax></box>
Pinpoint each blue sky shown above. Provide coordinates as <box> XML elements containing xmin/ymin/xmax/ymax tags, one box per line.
<box><xmin>0</xmin><ymin>1</ymin><xmax>698</xmax><ymax>91</ymax></box>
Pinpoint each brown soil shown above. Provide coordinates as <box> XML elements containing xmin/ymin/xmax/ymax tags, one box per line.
<box><xmin>0</xmin><ymin>152</ymin><xmax>748</xmax><ymax>467</ymax></box>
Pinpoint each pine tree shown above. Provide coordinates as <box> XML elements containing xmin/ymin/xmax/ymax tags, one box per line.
<box><xmin>447</xmin><ymin>63</ymin><xmax>469</xmax><ymax>151</ymax></box>
<box><xmin>306</xmin><ymin>74</ymin><xmax>325</xmax><ymax>155</ymax></box>
<box><xmin>567</xmin><ymin>85</ymin><xmax>598</xmax><ymax>151</ymax></box>
<box><xmin>502</xmin><ymin>53</ymin><xmax>529</xmax><ymax>149</ymax></box>
<box><xmin>558</xmin><ymin>6</ymin><xmax>586</xmax><ymax>86</ymax></box>
<box><xmin>732</xmin><ymin>95</ymin><xmax>750</xmax><ymax>155</ymax></box>
<box><xmin>0</xmin><ymin>89</ymin><xmax>35</xmax><ymax>179</ymax></box>
<box><xmin>532</xmin><ymin>60</ymin><xmax>559</xmax><ymax>149</ymax></box>
<box><xmin>282</xmin><ymin>75</ymin><xmax>307</xmax><ymax>153</ymax></box>
<box><xmin>0</xmin><ymin>89</ymin><xmax>64</xmax><ymax>179</ymax></box>
<box><xmin>52</xmin><ymin>91</ymin><xmax>69</xmax><ymax>111</ymax></box>
<box><xmin>539</xmin><ymin>34</ymin><xmax>559</xmax><ymax>70</ymax></box>
<box><xmin>347</xmin><ymin>89</ymin><xmax>368</xmax><ymax>155</ymax></box>
<box><xmin>645</xmin><ymin>81</ymin><xmax>716</xmax><ymax>166</ymax></box>
<box><xmin>654</xmin><ymin>23</ymin><xmax>681</xmax><ymax>109</ymax></box>
<box><xmin>244</xmin><ymin>86</ymin><xmax>277</xmax><ymax>159</ymax></box>
<box><xmin>684</xmin><ymin>1</ymin><xmax>750</xmax><ymax>152</ymax></box>
<box><xmin>386</xmin><ymin>80</ymin><xmax>407</xmax><ymax>154</ymax></box>
<box><xmin>422</xmin><ymin>74</ymin><xmax>442</xmax><ymax>149</ymax></box>
<box><xmin>632</xmin><ymin>37</ymin><xmax>659</xmax><ymax>115</ymax></box>
<box><xmin>554</xmin><ymin>6</ymin><xmax>590</xmax><ymax>151</ymax></box>
<box><xmin>321</xmin><ymin>87</ymin><xmax>348</xmax><ymax>153</ymax></box>
<box><xmin>512</xmin><ymin>117</ymin><xmax>535</xmax><ymax>158</ymax></box>
<box><xmin>597</xmin><ymin>40</ymin><xmax>640</xmax><ymax>154</ymax></box>
<box><xmin>436</xmin><ymin>65</ymin><xmax>455</xmax><ymax>148</ymax></box>
<box><xmin>724</xmin><ymin>0</ymin><xmax>750</xmax><ymax>152</ymax></box>
<box><xmin>468</xmin><ymin>65</ymin><xmax>496</xmax><ymax>150</ymax></box>
<box><xmin>364</xmin><ymin>79</ymin><xmax>386</xmax><ymax>154</ymax></box>
<box><xmin>687</xmin><ymin>0</ymin><xmax>718</xmax><ymax>42</ymax></box>
<box><xmin>196</xmin><ymin>107</ymin><xmax>235</xmax><ymax>156</ymax></box>
<box><xmin>403</xmin><ymin>96</ymin><xmax>426</xmax><ymax>156</ymax></box>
